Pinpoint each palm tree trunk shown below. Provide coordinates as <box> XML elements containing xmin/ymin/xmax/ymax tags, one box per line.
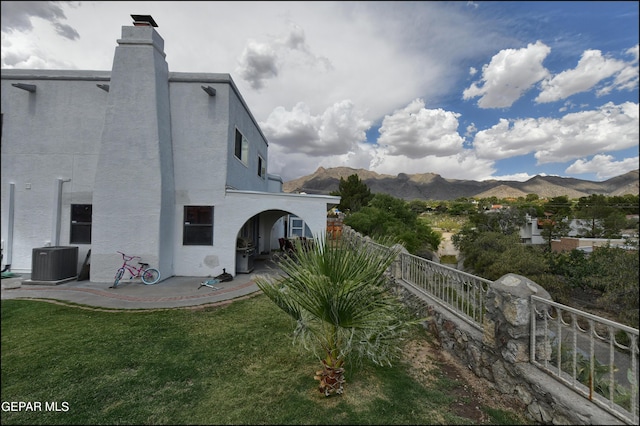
<box><xmin>314</xmin><ymin>359</ymin><xmax>345</xmax><ymax>396</ymax></box>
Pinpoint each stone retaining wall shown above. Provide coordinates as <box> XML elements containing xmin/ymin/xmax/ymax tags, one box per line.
<box><xmin>343</xmin><ymin>226</ymin><xmax>626</xmax><ymax>424</ymax></box>
<box><xmin>386</xmin><ymin>267</ymin><xmax>624</xmax><ymax>425</ymax></box>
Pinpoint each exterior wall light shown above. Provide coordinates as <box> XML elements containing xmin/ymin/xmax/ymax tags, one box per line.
<box><xmin>12</xmin><ymin>83</ymin><xmax>36</xmax><ymax>92</ymax></box>
<box><xmin>202</xmin><ymin>85</ymin><xmax>216</xmax><ymax>96</ymax></box>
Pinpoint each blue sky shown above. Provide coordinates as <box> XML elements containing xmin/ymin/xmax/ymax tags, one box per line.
<box><xmin>2</xmin><ymin>1</ymin><xmax>638</xmax><ymax>183</ymax></box>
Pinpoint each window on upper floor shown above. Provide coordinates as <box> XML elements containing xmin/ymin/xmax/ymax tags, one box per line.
<box><xmin>234</xmin><ymin>129</ymin><xmax>249</xmax><ymax>165</ymax></box>
<box><xmin>258</xmin><ymin>155</ymin><xmax>266</xmax><ymax>178</ymax></box>
<box><xmin>70</xmin><ymin>204</ymin><xmax>92</xmax><ymax>244</ymax></box>
<box><xmin>183</xmin><ymin>206</ymin><xmax>213</xmax><ymax>245</ymax></box>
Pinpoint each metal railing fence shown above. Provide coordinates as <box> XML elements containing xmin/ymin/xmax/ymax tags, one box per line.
<box><xmin>341</xmin><ymin>226</ymin><xmax>639</xmax><ymax>424</ymax></box>
<box><xmin>531</xmin><ymin>295</ymin><xmax>638</xmax><ymax>425</ymax></box>
<box><xmin>399</xmin><ymin>252</ymin><xmax>490</xmax><ymax>330</ymax></box>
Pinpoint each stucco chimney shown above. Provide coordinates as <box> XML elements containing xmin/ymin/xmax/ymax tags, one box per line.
<box><xmin>91</xmin><ymin>15</ymin><xmax>174</xmax><ymax>282</ymax></box>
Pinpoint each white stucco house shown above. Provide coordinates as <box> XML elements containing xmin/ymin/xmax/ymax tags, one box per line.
<box><xmin>1</xmin><ymin>15</ymin><xmax>339</xmax><ymax>282</ymax></box>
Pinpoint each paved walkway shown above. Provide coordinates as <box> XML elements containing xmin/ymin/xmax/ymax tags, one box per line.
<box><xmin>0</xmin><ymin>259</ymin><xmax>280</xmax><ymax>310</ymax></box>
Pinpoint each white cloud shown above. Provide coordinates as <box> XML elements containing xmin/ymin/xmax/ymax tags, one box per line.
<box><xmin>260</xmin><ymin>100</ymin><xmax>371</xmax><ymax>156</ymax></box>
<box><xmin>565</xmin><ymin>154</ymin><xmax>640</xmax><ymax>180</ymax></box>
<box><xmin>473</xmin><ymin>102</ymin><xmax>639</xmax><ymax>165</ymax></box>
<box><xmin>1</xmin><ymin>2</ymin><xmax>637</xmax><ymax>184</ymax></box>
<box><xmin>463</xmin><ymin>41</ymin><xmax>551</xmax><ymax>108</ymax></box>
<box><xmin>536</xmin><ymin>49</ymin><xmax>630</xmax><ymax>103</ymax></box>
<box><xmin>605</xmin><ymin>44</ymin><xmax>639</xmax><ymax>93</ymax></box>
<box><xmin>473</xmin><ymin>117</ymin><xmax>553</xmax><ymax>160</ymax></box>
<box><xmin>1</xmin><ymin>30</ymin><xmax>76</xmax><ymax>68</ymax></box>
<box><xmin>236</xmin><ymin>40</ymin><xmax>280</xmax><ymax>90</ymax></box>
<box><xmin>465</xmin><ymin>123</ymin><xmax>477</xmax><ymax>138</ymax></box>
<box><xmin>235</xmin><ymin>23</ymin><xmax>332</xmax><ymax>91</ymax></box>
<box><xmin>377</xmin><ymin>99</ymin><xmax>465</xmax><ymax>158</ymax></box>
<box><xmin>0</xmin><ymin>1</ymin><xmax>79</xmax><ymax>39</ymax></box>
<box><xmin>268</xmin><ymin>140</ymin><xmax>374</xmax><ymax>182</ymax></box>
<box><xmin>482</xmin><ymin>172</ymin><xmax>543</xmax><ymax>182</ymax></box>
<box><xmin>369</xmin><ymin>148</ymin><xmax>496</xmax><ymax>181</ymax></box>
<box><xmin>535</xmin><ymin>102</ymin><xmax>639</xmax><ymax>164</ymax></box>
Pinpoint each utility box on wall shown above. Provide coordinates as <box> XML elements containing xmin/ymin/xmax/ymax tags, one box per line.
<box><xmin>31</xmin><ymin>246</ymin><xmax>78</xmax><ymax>281</ymax></box>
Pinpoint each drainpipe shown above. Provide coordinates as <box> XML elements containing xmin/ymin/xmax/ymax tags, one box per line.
<box><xmin>51</xmin><ymin>178</ymin><xmax>71</xmax><ymax>247</ymax></box>
<box><xmin>2</xmin><ymin>183</ymin><xmax>15</xmax><ymax>271</ymax></box>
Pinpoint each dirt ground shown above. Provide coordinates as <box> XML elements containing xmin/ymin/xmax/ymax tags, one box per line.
<box><xmin>437</xmin><ymin>231</ymin><xmax>460</xmax><ymax>259</ymax></box>
<box><xmin>414</xmin><ymin>231</ymin><xmax>530</xmax><ymax>423</ymax></box>
<box><xmin>402</xmin><ymin>337</ymin><xmax>529</xmax><ymax>424</ymax></box>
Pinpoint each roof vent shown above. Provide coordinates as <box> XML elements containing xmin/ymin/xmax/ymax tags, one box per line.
<box><xmin>131</xmin><ymin>15</ymin><xmax>158</xmax><ymax>27</ymax></box>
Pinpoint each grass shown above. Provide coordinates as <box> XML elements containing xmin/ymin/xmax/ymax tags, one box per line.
<box><xmin>1</xmin><ymin>295</ymin><xmax>526</xmax><ymax>425</ymax></box>
<box><xmin>439</xmin><ymin>254</ymin><xmax>458</xmax><ymax>264</ymax></box>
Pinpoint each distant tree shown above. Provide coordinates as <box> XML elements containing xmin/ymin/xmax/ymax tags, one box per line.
<box><xmin>447</xmin><ymin>201</ymin><xmax>476</xmax><ymax>216</ymax></box>
<box><xmin>600</xmin><ymin>211</ymin><xmax>627</xmax><ymax>238</ymax></box>
<box><xmin>345</xmin><ymin>205</ymin><xmax>391</xmax><ymax>237</ymax></box>
<box><xmin>587</xmin><ymin>245</ymin><xmax>639</xmax><ymax>327</ymax></box>
<box><xmin>539</xmin><ymin>196</ymin><xmax>573</xmax><ymax>251</ymax></box>
<box><xmin>539</xmin><ymin>213</ymin><xmax>571</xmax><ymax>252</ymax></box>
<box><xmin>456</xmin><ymin>232</ymin><xmax>518</xmax><ymax>276</ymax></box>
<box><xmin>608</xmin><ymin>194</ymin><xmax>639</xmax><ymax>215</ymax></box>
<box><xmin>407</xmin><ymin>199</ymin><xmax>429</xmax><ymax>215</ymax></box>
<box><xmin>485</xmin><ymin>243</ymin><xmax>548</xmax><ymax>281</ymax></box>
<box><xmin>330</xmin><ymin>174</ymin><xmax>373</xmax><ymax>213</ymax></box>
<box><xmin>369</xmin><ymin>193</ymin><xmax>415</xmax><ymax>223</ymax></box>
<box><xmin>519</xmin><ymin>203</ymin><xmax>545</xmax><ymax>218</ymax></box>
<box><xmin>546</xmin><ymin>241</ymin><xmax>638</xmax><ymax>327</ymax></box>
<box><xmin>544</xmin><ymin>195</ymin><xmax>573</xmax><ymax>217</ymax></box>
<box><xmin>574</xmin><ymin>194</ymin><xmax>611</xmax><ymax>237</ymax></box>
<box><xmin>345</xmin><ymin>193</ymin><xmax>441</xmax><ymax>254</ymax></box>
<box><xmin>461</xmin><ymin>207</ymin><xmax>526</xmax><ymax>236</ymax></box>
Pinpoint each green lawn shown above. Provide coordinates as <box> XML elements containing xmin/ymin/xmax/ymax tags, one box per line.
<box><xmin>1</xmin><ymin>295</ymin><xmax>525</xmax><ymax>425</ymax></box>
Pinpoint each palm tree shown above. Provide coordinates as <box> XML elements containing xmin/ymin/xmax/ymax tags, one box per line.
<box><xmin>256</xmin><ymin>234</ymin><xmax>418</xmax><ymax>396</ymax></box>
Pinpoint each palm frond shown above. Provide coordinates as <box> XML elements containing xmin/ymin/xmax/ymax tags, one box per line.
<box><xmin>260</xmin><ymin>233</ymin><xmax>413</xmax><ymax>368</ymax></box>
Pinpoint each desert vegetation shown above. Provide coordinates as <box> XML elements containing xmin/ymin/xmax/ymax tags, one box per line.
<box><xmin>333</xmin><ymin>174</ymin><xmax>639</xmax><ymax>328</ymax></box>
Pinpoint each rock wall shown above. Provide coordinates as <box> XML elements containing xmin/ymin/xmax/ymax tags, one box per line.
<box><xmin>339</xmin><ymin>226</ymin><xmax>626</xmax><ymax>424</ymax></box>
<box><xmin>388</xmin><ymin>271</ymin><xmax>624</xmax><ymax>425</ymax></box>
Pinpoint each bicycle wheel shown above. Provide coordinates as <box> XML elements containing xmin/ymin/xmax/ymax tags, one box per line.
<box><xmin>141</xmin><ymin>268</ymin><xmax>160</xmax><ymax>285</ymax></box>
<box><xmin>112</xmin><ymin>268</ymin><xmax>125</xmax><ymax>288</ymax></box>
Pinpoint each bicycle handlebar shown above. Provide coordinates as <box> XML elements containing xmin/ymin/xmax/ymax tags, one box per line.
<box><xmin>117</xmin><ymin>251</ymin><xmax>141</xmax><ymax>262</ymax></box>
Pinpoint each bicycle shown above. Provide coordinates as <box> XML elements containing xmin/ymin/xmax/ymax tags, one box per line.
<box><xmin>110</xmin><ymin>251</ymin><xmax>161</xmax><ymax>288</ymax></box>
<box><xmin>198</xmin><ymin>268</ymin><xmax>233</xmax><ymax>290</ymax></box>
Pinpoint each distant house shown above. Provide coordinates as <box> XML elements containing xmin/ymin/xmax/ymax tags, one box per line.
<box><xmin>521</xmin><ymin>214</ymin><xmax>585</xmax><ymax>245</ymax></box>
<box><xmin>1</xmin><ymin>15</ymin><xmax>339</xmax><ymax>282</ymax></box>
<box><xmin>550</xmin><ymin>237</ymin><xmax>632</xmax><ymax>254</ymax></box>
<box><xmin>519</xmin><ymin>214</ymin><xmax>545</xmax><ymax>245</ymax></box>
<box><xmin>520</xmin><ymin>212</ymin><xmax>638</xmax><ymax>249</ymax></box>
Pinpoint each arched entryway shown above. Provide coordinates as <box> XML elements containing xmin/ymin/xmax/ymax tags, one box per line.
<box><xmin>234</xmin><ymin>209</ymin><xmax>313</xmax><ymax>273</ymax></box>
<box><xmin>216</xmin><ymin>190</ymin><xmax>339</xmax><ymax>276</ymax></box>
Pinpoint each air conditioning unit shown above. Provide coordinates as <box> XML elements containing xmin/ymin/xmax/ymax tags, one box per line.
<box><xmin>31</xmin><ymin>246</ymin><xmax>78</xmax><ymax>281</ymax></box>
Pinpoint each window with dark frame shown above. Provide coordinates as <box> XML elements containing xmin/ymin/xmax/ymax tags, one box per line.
<box><xmin>258</xmin><ymin>155</ymin><xmax>265</xmax><ymax>178</ymax></box>
<box><xmin>70</xmin><ymin>204</ymin><xmax>92</xmax><ymax>244</ymax></box>
<box><xmin>234</xmin><ymin>129</ymin><xmax>242</xmax><ymax>158</ymax></box>
<box><xmin>183</xmin><ymin>206</ymin><xmax>214</xmax><ymax>245</ymax></box>
<box><xmin>234</xmin><ymin>128</ymin><xmax>249</xmax><ymax>165</ymax></box>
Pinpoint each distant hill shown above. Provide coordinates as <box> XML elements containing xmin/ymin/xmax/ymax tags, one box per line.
<box><xmin>282</xmin><ymin>167</ymin><xmax>639</xmax><ymax>201</ymax></box>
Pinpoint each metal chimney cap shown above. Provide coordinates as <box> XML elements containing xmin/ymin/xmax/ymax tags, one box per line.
<box><xmin>131</xmin><ymin>15</ymin><xmax>158</xmax><ymax>27</ymax></box>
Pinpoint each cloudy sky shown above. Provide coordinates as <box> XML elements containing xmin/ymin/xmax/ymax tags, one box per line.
<box><xmin>2</xmin><ymin>1</ymin><xmax>638</xmax><ymax>183</ymax></box>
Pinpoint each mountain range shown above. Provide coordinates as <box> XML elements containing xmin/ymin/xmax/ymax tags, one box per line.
<box><xmin>282</xmin><ymin>167</ymin><xmax>640</xmax><ymax>201</ymax></box>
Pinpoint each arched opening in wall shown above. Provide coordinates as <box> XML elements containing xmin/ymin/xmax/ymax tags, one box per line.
<box><xmin>234</xmin><ymin>209</ymin><xmax>315</xmax><ymax>274</ymax></box>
